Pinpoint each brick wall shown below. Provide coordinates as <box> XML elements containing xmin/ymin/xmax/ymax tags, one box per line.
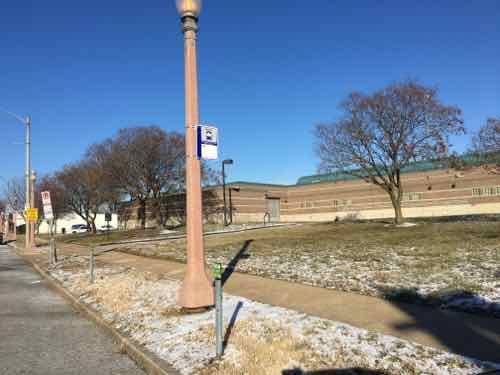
<box><xmin>117</xmin><ymin>166</ymin><xmax>500</xmax><ymax>226</ymax></box>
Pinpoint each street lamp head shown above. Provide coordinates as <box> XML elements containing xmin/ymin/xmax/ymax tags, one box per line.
<box><xmin>223</xmin><ymin>159</ymin><xmax>234</xmax><ymax>165</ymax></box>
<box><xmin>176</xmin><ymin>0</ymin><xmax>202</xmax><ymax>18</ymax></box>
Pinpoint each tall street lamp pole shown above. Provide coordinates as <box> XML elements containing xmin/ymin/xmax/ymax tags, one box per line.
<box><xmin>176</xmin><ymin>0</ymin><xmax>214</xmax><ymax>309</ymax></box>
<box><xmin>222</xmin><ymin>159</ymin><xmax>233</xmax><ymax>226</ymax></box>
<box><xmin>30</xmin><ymin>170</ymin><xmax>36</xmax><ymax>248</ymax></box>
<box><xmin>1</xmin><ymin>110</ymin><xmax>32</xmax><ymax>250</ymax></box>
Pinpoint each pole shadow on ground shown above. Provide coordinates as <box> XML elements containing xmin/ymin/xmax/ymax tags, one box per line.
<box><xmin>221</xmin><ymin>240</ymin><xmax>253</xmax><ymax>286</ymax></box>
<box><xmin>382</xmin><ymin>287</ymin><xmax>500</xmax><ymax>363</ymax></box>
<box><xmin>282</xmin><ymin>368</ymin><xmax>387</xmax><ymax>374</ymax></box>
<box><xmin>222</xmin><ymin>301</ymin><xmax>244</xmax><ymax>352</ymax></box>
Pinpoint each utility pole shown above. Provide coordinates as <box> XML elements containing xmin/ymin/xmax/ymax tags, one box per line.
<box><xmin>29</xmin><ymin>170</ymin><xmax>36</xmax><ymax>248</ymax></box>
<box><xmin>0</xmin><ymin>110</ymin><xmax>32</xmax><ymax>250</ymax></box>
<box><xmin>222</xmin><ymin>159</ymin><xmax>233</xmax><ymax>226</ymax></box>
<box><xmin>25</xmin><ymin>116</ymin><xmax>31</xmax><ymax>250</ymax></box>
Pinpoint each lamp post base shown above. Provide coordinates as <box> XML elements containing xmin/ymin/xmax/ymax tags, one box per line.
<box><xmin>178</xmin><ymin>270</ymin><xmax>214</xmax><ymax>309</ymax></box>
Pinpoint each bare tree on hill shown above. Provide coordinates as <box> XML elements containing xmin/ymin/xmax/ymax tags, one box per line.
<box><xmin>315</xmin><ymin>80</ymin><xmax>465</xmax><ymax>224</ymax></box>
<box><xmin>472</xmin><ymin>117</ymin><xmax>500</xmax><ymax>174</ymax></box>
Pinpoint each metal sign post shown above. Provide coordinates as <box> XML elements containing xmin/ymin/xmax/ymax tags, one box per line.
<box><xmin>89</xmin><ymin>247</ymin><xmax>95</xmax><ymax>284</ymax></box>
<box><xmin>213</xmin><ymin>263</ymin><xmax>223</xmax><ymax>359</ymax></box>
<box><xmin>41</xmin><ymin>191</ymin><xmax>56</xmax><ymax>262</ymax></box>
<box><xmin>105</xmin><ymin>211</ymin><xmax>112</xmax><ymax>240</ymax></box>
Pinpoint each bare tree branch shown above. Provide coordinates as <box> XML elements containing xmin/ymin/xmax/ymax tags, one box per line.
<box><xmin>314</xmin><ymin>80</ymin><xmax>465</xmax><ymax>224</ymax></box>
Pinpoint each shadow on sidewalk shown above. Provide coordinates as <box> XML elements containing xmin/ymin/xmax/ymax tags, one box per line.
<box><xmin>282</xmin><ymin>368</ymin><xmax>387</xmax><ymax>374</ymax></box>
<box><xmin>221</xmin><ymin>240</ymin><xmax>253</xmax><ymax>286</ymax></box>
<box><xmin>382</xmin><ymin>287</ymin><xmax>500</xmax><ymax>363</ymax></box>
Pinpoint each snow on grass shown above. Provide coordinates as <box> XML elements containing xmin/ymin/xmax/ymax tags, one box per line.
<box><xmin>47</xmin><ymin>255</ymin><xmax>499</xmax><ymax>375</ymax></box>
<box><xmin>116</xmin><ymin>239</ymin><xmax>500</xmax><ymax>317</ymax></box>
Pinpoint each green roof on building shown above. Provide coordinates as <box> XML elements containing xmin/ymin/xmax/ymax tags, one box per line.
<box><xmin>296</xmin><ymin>154</ymin><xmax>490</xmax><ymax>186</ymax></box>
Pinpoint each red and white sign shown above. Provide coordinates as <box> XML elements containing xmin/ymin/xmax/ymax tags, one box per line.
<box><xmin>41</xmin><ymin>191</ymin><xmax>54</xmax><ymax>220</ymax></box>
<box><xmin>41</xmin><ymin>191</ymin><xmax>52</xmax><ymax>206</ymax></box>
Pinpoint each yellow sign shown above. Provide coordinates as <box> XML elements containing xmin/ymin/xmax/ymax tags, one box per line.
<box><xmin>26</xmin><ymin>208</ymin><xmax>39</xmax><ymax>222</ymax></box>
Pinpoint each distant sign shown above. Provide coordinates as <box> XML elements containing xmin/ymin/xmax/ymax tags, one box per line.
<box><xmin>26</xmin><ymin>208</ymin><xmax>39</xmax><ymax>222</ymax></box>
<box><xmin>197</xmin><ymin>125</ymin><xmax>218</xmax><ymax>160</ymax></box>
<box><xmin>41</xmin><ymin>191</ymin><xmax>54</xmax><ymax>220</ymax></box>
<box><xmin>41</xmin><ymin>191</ymin><xmax>51</xmax><ymax>206</ymax></box>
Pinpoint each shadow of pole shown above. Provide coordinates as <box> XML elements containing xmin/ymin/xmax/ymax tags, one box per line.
<box><xmin>221</xmin><ymin>240</ymin><xmax>253</xmax><ymax>286</ymax></box>
<box><xmin>223</xmin><ymin>301</ymin><xmax>243</xmax><ymax>351</ymax></box>
<box><xmin>282</xmin><ymin>368</ymin><xmax>387</xmax><ymax>374</ymax></box>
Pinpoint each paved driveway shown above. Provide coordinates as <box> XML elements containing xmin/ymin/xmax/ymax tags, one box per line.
<box><xmin>0</xmin><ymin>245</ymin><xmax>144</xmax><ymax>375</ymax></box>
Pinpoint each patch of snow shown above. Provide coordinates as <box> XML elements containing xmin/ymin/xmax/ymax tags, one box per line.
<box><xmin>47</xmin><ymin>258</ymin><xmax>500</xmax><ymax>375</ymax></box>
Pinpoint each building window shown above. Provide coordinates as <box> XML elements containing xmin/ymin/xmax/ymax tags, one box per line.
<box><xmin>472</xmin><ymin>188</ymin><xmax>483</xmax><ymax>197</ymax></box>
<box><xmin>331</xmin><ymin>200</ymin><xmax>351</xmax><ymax>209</ymax></box>
<box><xmin>403</xmin><ymin>192</ymin><xmax>423</xmax><ymax>201</ymax></box>
<box><xmin>484</xmin><ymin>187</ymin><xmax>494</xmax><ymax>196</ymax></box>
<box><xmin>472</xmin><ymin>187</ymin><xmax>500</xmax><ymax>197</ymax></box>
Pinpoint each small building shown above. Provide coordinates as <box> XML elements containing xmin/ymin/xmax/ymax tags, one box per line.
<box><xmin>36</xmin><ymin>213</ymin><xmax>118</xmax><ymax>234</ymax></box>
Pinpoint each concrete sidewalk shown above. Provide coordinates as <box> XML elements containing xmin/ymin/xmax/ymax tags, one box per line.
<box><xmin>18</xmin><ymin>241</ymin><xmax>500</xmax><ymax>364</ymax></box>
<box><xmin>0</xmin><ymin>245</ymin><xmax>144</xmax><ymax>375</ymax></box>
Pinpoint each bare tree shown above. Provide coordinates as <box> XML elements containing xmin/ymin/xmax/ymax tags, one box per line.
<box><xmin>87</xmin><ymin>126</ymin><xmax>185</xmax><ymax>228</ymax></box>
<box><xmin>473</xmin><ymin>117</ymin><xmax>500</xmax><ymax>153</ymax></box>
<box><xmin>315</xmin><ymin>81</ymin><xmax>464</xmax><ymax>224</ymax></box>
<box><xmin>2</xmin><ymin>177</ymin><xmax>26</xmax><ymax>221</ymax></box>
<box><xmin>36</xmin><ymin>174</ymin><xmax>71</xmax><ymax>233</ymax></box>
<box><xmin>56</xmin><ymin>160</ymin><xmax>117</xmax><ymax>233</ymax></box>
<box><xmin>472</xmin><ymin>117</ymin><xmax>500</xmax><ymax>174</ymax></box>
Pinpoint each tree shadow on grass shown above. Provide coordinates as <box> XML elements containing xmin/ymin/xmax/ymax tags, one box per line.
<box><xmin>221</xmin><ymin>240</ymin><xmax>253</xmax><ymax>286</ymax></box>
<box><xmin>381</xmin><ymin>287</ymin><xmax>500</xmax><ymax>363</ymax></box>
<box><xmin>282</xmin><ymin>368</ymin><xmax>387</xmax><ymax>374</ymax></box>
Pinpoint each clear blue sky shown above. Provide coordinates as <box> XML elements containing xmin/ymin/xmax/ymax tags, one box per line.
<box><xmin>1</xmin><ymin>0</ymin><xmax>499</xmax><ymax>185</ymax></box>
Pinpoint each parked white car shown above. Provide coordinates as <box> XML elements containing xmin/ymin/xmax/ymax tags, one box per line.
<box><xmin>71</xmin><ymin>224</ymin><xmax>89</xmax><ymax>234</ymax></box>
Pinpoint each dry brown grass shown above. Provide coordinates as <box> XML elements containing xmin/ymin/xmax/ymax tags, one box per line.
<box><xmin>89</xmin><ymin>276</ymin><xmax>140</xmax><ymax>313</ymax></box>
<box><xmin>197</xmin><ymin>321</ymin><xmax>339</xmax><ymax>375</ymax></box>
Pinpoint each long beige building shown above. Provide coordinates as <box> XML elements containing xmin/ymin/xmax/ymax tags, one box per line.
<box><xmin>118</xmin><ymin>159</ymin><xmax>500</xmax><ymax>228</ymax></box>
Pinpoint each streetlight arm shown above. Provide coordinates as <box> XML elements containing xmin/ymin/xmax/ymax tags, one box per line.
<box><xmin>0</xmin><ymin>109</ymin><xmax>27</xmax><ymax>125</ymax></box>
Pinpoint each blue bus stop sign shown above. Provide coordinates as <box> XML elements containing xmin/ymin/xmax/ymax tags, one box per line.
<box><xmin>197</xmin><ymin>125</ymin><xmax>219</xmax><ymax>160</ymax></box>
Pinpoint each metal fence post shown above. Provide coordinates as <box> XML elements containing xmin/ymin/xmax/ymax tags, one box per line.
<box><xmin>53</xmin><ymin>239</ymin><xmax>57</xmax><ymax>263</ymax></box>
<box><xmin>49</xmin><ymin>238</ymin><xmax>54</xmax><ymax>265</ymax></box>
<box><xmin>89</xmin><ymin>246</ymin><xmax>95</xmax><ymax>284</ymax></box>
<box><xmin>213</xmin><ymin>263</ymin><xmax>223</xmax><ymax>359</ymax></box>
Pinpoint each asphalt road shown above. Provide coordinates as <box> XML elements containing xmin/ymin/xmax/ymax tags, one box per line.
<box><xmin>0</xmin><ymin>245</ymin><xmax>144</xmax><ymax>375</ymax></box>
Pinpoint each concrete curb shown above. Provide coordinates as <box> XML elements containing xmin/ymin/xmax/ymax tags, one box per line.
<box><xmin>8</xmin><ymin>243</ymin><xmax>180</xmax><ymax>375</ymax></box>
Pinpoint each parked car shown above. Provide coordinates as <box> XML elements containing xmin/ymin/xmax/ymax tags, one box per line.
<box><xmin>98</xmin><ymin>224</ymin><xmax>116</xmax><ymax>233</ymax></box>
<box><xmin>71</xmin><ymin>224</ymin><xmax>89</xmax><ymax>234</ymax></box>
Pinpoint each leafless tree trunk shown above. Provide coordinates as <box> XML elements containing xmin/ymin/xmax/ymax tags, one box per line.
<box><xmin>315</xmin><ymin>80</ymin><xmax>465</xmax><ymax>224</ymax></box>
